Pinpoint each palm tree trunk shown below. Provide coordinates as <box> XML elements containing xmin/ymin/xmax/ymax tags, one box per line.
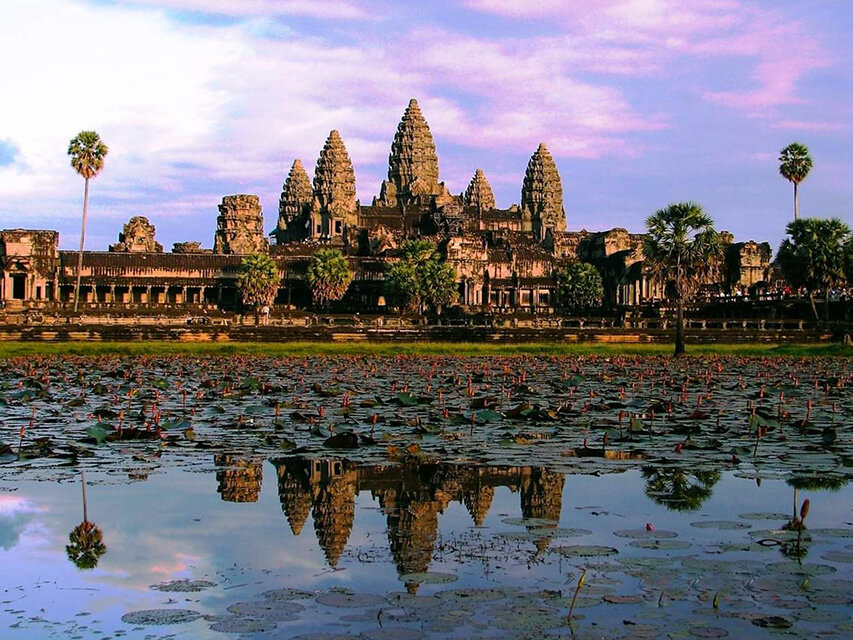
<box><xmin>825</xmin><ymin>289</ymin><xmax>831</xmax><ymax>323</ymax></box>
<box><xmin>81</xmin><ymin>471</ymin><xmax>88</xmax><ymax>523</ymax></box>
<box><xmin>674</xmin><ymin>298</ymin><xmax>685</xmax><ymax>357</ymax></box>
<box><xmin>809</xmin><ymin>291</ymin><xmax>819</xmax><ymax>323</ymax></box>
<box><xmin>793</xmin><ymin>182</ymin><xmax>799</xmax><ymax>221</ymax></box>
<box><xmin>74</xmin><ymin>177</ymin><xmax>90</xmax><ymax>313</ymax></box>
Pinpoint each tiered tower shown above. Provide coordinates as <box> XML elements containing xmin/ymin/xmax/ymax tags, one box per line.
<box><xmin>312</xmin><ymin>130</ymin><xmax>358</xmax><ymax>239</ymax></box>
<box><xmin>276</xmin><ymin>460</ymin><xmax>313</xmax><ymax>536</ymax></box>
<box><xmin>213</xmin><ymin>195</ymin><xmax>268</xmax><ymax>254</ymax></box>
<box><xmin>311</xmin><ymin>470</ymin><xmax>357</xmax><ymax>567</ymax></box>
<box><xmin>380</xmin><ymin>99</ymin><xmax>451</xmax><ymax>207</ymax></box>
<box><xmin>463</xmin><ymin>482</ymin><xmax>495</xmax><ymax>527</ymax></box>
<box><xmin>464</xmin><ymin>169</ymin><xmax>496</xmax><ymax>212</ymax></box>
<box><xmin>521</xmin><ymin>143</ymin><xmax>566</xmax><ymax>237</ymax></box>
<box><xmin>214</xmin><ymin>455</ymin><xmax>263</xmax><ymax>503</ymax></box>
<box><xmin>274</xmin><ymin>159</ymin><xmax>313</xmax><ymax>243</ymax></box>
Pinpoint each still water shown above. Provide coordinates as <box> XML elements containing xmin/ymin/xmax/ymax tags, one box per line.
<box><xmin>2</xmin><ymin>457</ymin><xmax>851</xmax><ymax>639</ymax></box>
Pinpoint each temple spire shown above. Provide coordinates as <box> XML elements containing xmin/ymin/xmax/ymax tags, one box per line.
<box><xmin>278</xmin><ymin>159</ymin><xmax>312</xmax><ymax>230</ymax></box>
<box><xmin>313</xmin><ymin>130</ymin><xmax>357</xmax><ymax>214</ymax></box>
<box><xmin>464</xmin><ymin>168</ymin><xmax>496</xmax><ymax>211</ymax></box>
<box><xmin>381</xmin><ymin>98</ymin><xmax>446</xmax><ymax>206</ymax></box>
<box><xmin>521</xmin><ymin>142</ymin><xmax>565</xmax><ymax>234</ymax></box>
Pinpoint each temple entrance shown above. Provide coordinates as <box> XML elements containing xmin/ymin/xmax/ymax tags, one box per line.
<box><xmin>11</xmin><ymin>274</ymin><xmax>26</xmax><ymax>300</ymax></box>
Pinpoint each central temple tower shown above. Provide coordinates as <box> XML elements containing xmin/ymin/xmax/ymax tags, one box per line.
<box><xmin>379</xmin><ymin>99</ymin><xmax>452</xmax><ymax>207</ymax></box>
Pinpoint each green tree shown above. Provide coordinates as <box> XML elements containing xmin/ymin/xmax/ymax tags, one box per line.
<box><xmin>643</xmin><ymin>202</ymin><xmax>723</xmax><ymax>356</ymax></box>
<box><xmin>68</xmin><ymin>131</ymin><xmax>109</xmax><ymax>312</ymax></box>
<box><xmin>553</xmin><ymin>262</ymin><xmax>604</xmax><ymax>313</ymax></box>
<box><xmin>777</xmin><ymin>217</ymin><xmax>850</xmax><ymax>321</ymax></box>
<box><xmin>237</xmin><ymin>253</ymin><xmax>280</xmax><ymax>319</ymax></box>
<box><xmin>779</xmin><ymin>142</ymin><xmax>813</xmax><ymax>221</ymax></box>
<box><xmin>385</xmin><ymin>240</ymin><xmax>458</xmax><ymax>314</ymax></box>
<box><xmin>306</xmin><ymin>248</ymin><xmax>353</xmax><ymax>308</ymax></box>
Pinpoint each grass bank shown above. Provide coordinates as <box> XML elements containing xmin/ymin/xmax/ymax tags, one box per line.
<box><xmin>0</xmin><ymin>341</ymin><xmax>849</xmax><ymax>358</ymax></box>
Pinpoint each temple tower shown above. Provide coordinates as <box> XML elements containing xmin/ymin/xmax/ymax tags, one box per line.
<box><xmin>214</xmin><ymin>455</ymin><xmax>263</xmax><ymax>503</ymax></box>
<box><xmin>213</xmin><ymin>195</ymin><xmax>268</xmax><ymax>254</ymax></box>
<box><xmin>109</xmin><ymin>216</ymin><xmax>163</xmax><ymax>253</ymax></box>
<box><xmin>380</xmin><ymin>99</ymin><xmax>451</xmax><ymax>207</ymax></box>
<box><xmin>464</xmin><ymin>169</ymin><xmax>496</xmax><ymax>212</ymax></box>
<box><xmin>521</xmin><ymin>143</ymin><xmax>566</xmax><ymax>237</ymax></box>
<box><xmin>274</xmin><ymin>159</ymin><xmax>313</xmax><ymax>244</ymax></box>
<box><xmin>311</xmin><ymin>130</ymin><xmax>358</xmax><ymax>240</ymax></box>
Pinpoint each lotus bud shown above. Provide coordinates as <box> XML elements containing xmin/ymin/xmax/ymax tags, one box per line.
<box><xmin>800</xmin><ymin>499</ymin><xmax>810</xmax><ymax>521</ymax></box>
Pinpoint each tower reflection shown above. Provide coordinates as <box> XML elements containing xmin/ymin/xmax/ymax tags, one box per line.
<box><xmin>270</xmin><ymin>457</ymin><xmax>567</xmax><ymax>586</ymax></box>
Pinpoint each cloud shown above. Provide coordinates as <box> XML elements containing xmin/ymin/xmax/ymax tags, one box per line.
<box><xmin>114</xmin><ymin>0</ymin><xmax>371</xmax><ymax>20</ymax></box>
<box><xmin>467</xmin><ymin>0</ymin><xmax>827</xmax><ymax>115</ymax></box>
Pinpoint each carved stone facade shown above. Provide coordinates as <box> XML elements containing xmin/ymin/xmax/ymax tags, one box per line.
<box><xmin>213</xmin><ymin>195</ymin><xmax>268</xmax><ymax>255</ymax></box>
<box><xmin>0</xmin><ymin>98</ymin><xmax>773</xmax><ymax>312</ymax></box>
<box><xmin>109</xmin><ymin>216</ymin><xmax>163</xmax><ymax>253</ymax></box>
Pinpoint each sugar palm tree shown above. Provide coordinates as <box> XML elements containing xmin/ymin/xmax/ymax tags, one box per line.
<box><xmin>306</xmin><ymin>248</ymin><xmax>353</xmax><ymax>308</ymax></box>
<box><xmin>236</xmin><ymin>253</ymin><xmax>280</xmax><ymax>322</ymax></box>
<box><xmin>779</xmin><ymin>142</ymin><xmax>812</xmax><ymax>221</ymax></box>
<box><xmin>643</xmin><ymin>202</ymin><xmax>723</xmax><ymax>356</ymax></box>
<box><xmin>68</xmin><ymin>131</ymin><xmax>109</xmax><ymax>312</ymax></box>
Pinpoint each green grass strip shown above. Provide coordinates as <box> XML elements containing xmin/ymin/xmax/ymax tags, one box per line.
<box><xmin>0</xmin><ymin>341</ymin><xmax>849</xmax><ymax>358</ymax></box>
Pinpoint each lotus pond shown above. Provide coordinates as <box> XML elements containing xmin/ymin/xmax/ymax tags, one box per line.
<box><xmin>1</xmin><ymin>354</ymin><xmax>852</xmax><ymax>639</ymax></box>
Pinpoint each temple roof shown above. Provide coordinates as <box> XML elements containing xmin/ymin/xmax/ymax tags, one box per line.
<box><xmin>522</xmin><ymin>143</ymin><xmax>565</xmax><ymax>232</ymax></box>
<box><xmin>314</xmin><ymin>130</ymin><xmax>357</xmax><ymax>214</ymax></box>
<box><xmin>464</xmin><ymin>169</ymin><xmax>496</xmax><ymax>211</ymax></box>
<box><xmin>386</xmin><ymin>99</ymin><xmax>441</xmax><ymax>203</ymax></box>
<box><xmin>279</xmin><ymin>159</ymin><xmax>313</xmax><ymax>226</ymax></box>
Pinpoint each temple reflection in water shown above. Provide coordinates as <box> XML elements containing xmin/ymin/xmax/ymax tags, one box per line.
<box><xmin>213</xmin><ymin>455</ymin><xmax>566</xmax><ymax>585</ymax></box>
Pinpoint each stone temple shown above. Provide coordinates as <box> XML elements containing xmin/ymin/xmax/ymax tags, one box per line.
<box><xmin>0</xmin><ymin>99</ymin><xmax>771</xmax><ymax>312</ymax></box>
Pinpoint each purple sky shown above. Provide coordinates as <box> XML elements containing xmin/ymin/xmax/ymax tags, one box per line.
<box><xmin>0</xmin><ymin>0</ymin><xmax>850</xmax><ymax>253</ymax></box>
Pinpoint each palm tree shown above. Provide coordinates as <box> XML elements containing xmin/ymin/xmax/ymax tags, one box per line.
<box><xmin>777</xmin><ymin>217</ymin><xmax>850</xmax><ymax>322</ymax></box>
<box><xmin>779</xmin><ymin>142</ymin><xmax>813</xmax><ymax>221</ymax></box>
<box><xmin>643</xmin><ymin>202</ymin><xmax>723</xmax><ymax>356</ymax></box>
<box><xmin>68</xmin><ymin>131</ymin><xmax>109</xmax><ymax>312</ymax></box>
<box><xmin>236</xmin><ymin>253</ymin><xmax>280</xmax><ymax>322</ymax></box>
<box><xmin>66</xmin><ymin>472</ymin><xmax>107</xmax><ymax>569</ymax></box>
<box><xmin>306</xmin><ymin>248</ymin><xmax>353</xmax><ymax>308</ymax></box>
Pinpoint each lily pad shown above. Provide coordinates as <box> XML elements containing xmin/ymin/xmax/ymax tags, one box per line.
<box><xmin>553</xmin><ymin>545</ymin><xmax>619</xmax><ymax>557</ymax></box>
<box><xmin>121</xmin><ymin>609</ymin><xmax>202</xmax><ymax>625</ymax></box>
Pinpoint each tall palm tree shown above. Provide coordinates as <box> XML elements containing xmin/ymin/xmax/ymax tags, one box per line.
<box><xmin>68</xmin><ymin>131</ymin><xmax>109</xmax><ymax>312</ymax></box>
<box><xmin>643</xmin><ymin>202</ymin><xmax>723</xmax><ymax>356</ymax></box>
<box><xmin>779</xmin><ymin>142</ymin><xmax>812</xmax><ymax>221</ymax></box>
<box><xmin>306</xmin><ymin>248</ymin><xmax>353</xmax><ymax>308</ymax></box>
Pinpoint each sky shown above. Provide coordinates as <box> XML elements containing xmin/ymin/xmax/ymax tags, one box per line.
<box><xmin>0</xmin><ymin>0</ymin><xmax>850</xmax><ymax>253</ymax></box>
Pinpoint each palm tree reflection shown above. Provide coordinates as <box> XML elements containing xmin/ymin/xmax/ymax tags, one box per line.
<box><xmin>642</xmin><ymin>466</ymin><xmax>721</xmax><ymax>512</ymax></box>
<box><xmin>66</xmin><ymin>472</ymin><xmax>107</xmax><ymax>570</ymax></box>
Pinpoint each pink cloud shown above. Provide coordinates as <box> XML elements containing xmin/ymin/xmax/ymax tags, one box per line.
<box><xmin>118</xmin><ymin>0</ymin><xmax>370</xmax><ymax>20</ymax></box>
<box><xmin>467</xmin><ymin>0</ymin><xmax>827</xmax><ymax>116</ymax></box>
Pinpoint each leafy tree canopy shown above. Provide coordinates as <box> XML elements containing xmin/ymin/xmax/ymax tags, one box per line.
<box><xmin>68</xmin><ymin>131</ymin><xmax>108</xmax><ymax>180</ymax></box>
<box><xmin>385</xmin><ymin>240</ymin><xmax>458</xmax><ymax>313</ymax></box>
<box><xmin>777</xmin><ymin>217</ymin><xmax>850</xmax><ymax>292</ymax></box>
<box><xmin>237</xmin><ymin>253</ymin><xmax>279</xmax><ymax>309</ymax></box>
<box><xmin>643</xmin><ymin>202</ymin><xmax>723</xmax><ymax>301</ymax></box>
<box><xmin>779</xmin><ymin>142</ymin><xmax>813</xmax><ymax>185</ymax></box>
<box><xmin>306</xmin><ymin>248</ymin><xmax>353</xmax><ymax>308</ymax></box>
<box><xmin>553</xmin><ymin>262</ymin><xmax>604</xmax><ymax>313</ymax></box>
